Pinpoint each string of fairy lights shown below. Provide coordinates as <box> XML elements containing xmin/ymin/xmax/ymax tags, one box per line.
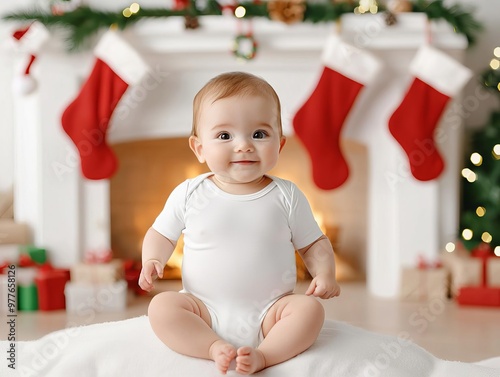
<box><xmin>488</xmin><ymin>46</ymin><xmax>500</xmax><ymax>92</ymax></box>
<box><xmin>445</xmin><ymin>46</ymin><xmax>500</xmax><ymax>257</ymax></box>
<box><xmin>120</xmin><ymin>0</ymin><xmax>382</xmax><ymax>19</ymax></box>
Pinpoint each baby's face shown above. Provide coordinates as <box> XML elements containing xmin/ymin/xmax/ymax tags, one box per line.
<box><xmin>190</xmin><ymin>94</ymin><xmax>285</xmax><ymax>185</ymax></box>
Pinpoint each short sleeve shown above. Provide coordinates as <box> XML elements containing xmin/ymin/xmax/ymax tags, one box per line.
<box><xmin>288</xmin><ymin>184</ymin><xmax>324</xmax><ymax>250</ymax></box>
<box><xmin>152</xmin><ymin>180</ymin><xmax>189</xmax><ymax>241</ymax></box>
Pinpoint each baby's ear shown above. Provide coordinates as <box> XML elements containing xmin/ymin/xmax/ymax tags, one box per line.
<box><xmin>279</xmin><ymin>136</ymin><xmax>287</xmax><ymax>153</ymax></box>
<box><xmin>189</xmin><ymin>136</ymin><xmax>205</xmax><ymax>163</ymax></box>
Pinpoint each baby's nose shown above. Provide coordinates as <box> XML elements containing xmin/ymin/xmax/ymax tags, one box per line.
<box><xmin>235</xmin><ymin>138</ymin><xmax>254</xmax><ymax>152</ymax></box>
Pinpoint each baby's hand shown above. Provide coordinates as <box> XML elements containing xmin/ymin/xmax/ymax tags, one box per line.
<box><xmin>305</xmin><ymin>272</ymin><xmax>341</xmax><ymax>299</ymax></box>
<box><xmin>138</xmin><ymin>259</ymin><xmax>164</xmax><ymax>292</ymax></box>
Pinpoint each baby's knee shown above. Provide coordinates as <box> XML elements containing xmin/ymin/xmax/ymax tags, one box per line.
<box><xmin>298</xmin><ymin>295</ymin><xmax>325</xmax><ymax>322</ymax></box>
<box><xmin>148</xmin><ymin>291</ymin><xmax>186</xmax><ymax>319</ymax></box>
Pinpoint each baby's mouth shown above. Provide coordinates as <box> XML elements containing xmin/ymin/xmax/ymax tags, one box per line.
<box><xmin>232</xmin><ymin>160</ymin><xmax>257</xmax><ymax>165</ymax></box>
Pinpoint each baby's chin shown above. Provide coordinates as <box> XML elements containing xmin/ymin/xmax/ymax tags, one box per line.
<box><xmin>210</xmin><ymin>174</ymin><xmax>271</xmax><ymax>193</ymax></box>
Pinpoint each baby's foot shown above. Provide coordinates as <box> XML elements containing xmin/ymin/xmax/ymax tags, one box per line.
<box><xmin>209</xmin><ymin>339</ymin><xmax>237</xmax><ymax>375</ymax></box>
<box><xmin>235</xmin><ymin>346</ymin><xmax>266</xmax><ymax>375</ymax></box>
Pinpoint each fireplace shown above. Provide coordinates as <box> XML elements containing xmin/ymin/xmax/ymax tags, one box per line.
<box><xmin>109</xmin><ymin>136</ymin><xmax>367</xmax><ymax>280</ymax></box>
<box><xmin>11</xmin><ymin>14</ymin><xmax>469</xmax><ymax>297</ymax></box>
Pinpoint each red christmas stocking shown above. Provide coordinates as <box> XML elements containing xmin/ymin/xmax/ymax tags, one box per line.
<box><xmin>293</xmin><ymin>34</ymin><xmax>381</xmax><ymax>190</ymax></box>
<box><xmin>62</xmin><ymin>30</ymin><xmax>149</xmax><ymax>180</ymax></box>
<box><xmin>11</xmin><ymin>22</ymin><xmax>50</xmax><ymax>95</ymax></box>
<box><xmin>389</xmin><ymin>44</ymin><xmax>472</xmax><ymax>181</ymax></box>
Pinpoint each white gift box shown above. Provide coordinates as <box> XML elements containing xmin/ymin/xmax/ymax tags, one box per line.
<box><xmin>70</xmin><ymin>259</ymin><xmax>124</xmax><ymax>284</ymax></box>
<box><xmin>65</xmin><ymin>280</ymin><xmax>128</xmax><ymax>312</ymax></box>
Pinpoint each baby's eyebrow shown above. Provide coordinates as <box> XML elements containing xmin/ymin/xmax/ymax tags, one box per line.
<box><xmin>209</xmin><ymin>124</ymin><xmax>231</xmax><ymax>131</ymax></box>
<box><xmin>256</xmin><ymin>123</ymin><xmax>273</xmax><ymax>130</ymax></box>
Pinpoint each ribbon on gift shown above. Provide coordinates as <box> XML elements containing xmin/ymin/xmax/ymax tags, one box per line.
<box><xmin>471</xmin><ymin>242</ymin><xmax>494</xmax><ymax>286</ymax></box>
<box><xmin>84</xmin><ymin>248</ymin><xmax>113</xmax><ymax>264</ymax></box>
<box><xmin>0</xmin><ymin>262</ymin><xmax>10</xmax><ymax>274</ymax></box>
<box><xmin>417</xmin><ymin>255</ymin><xmax>443</xmax><ymax>270</ymax></box>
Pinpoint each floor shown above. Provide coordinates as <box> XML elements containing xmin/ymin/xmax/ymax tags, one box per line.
<box><xmin>7</xmin><ymin>280</ymin><xmax>500</xmax><ymax>363</ymax></box>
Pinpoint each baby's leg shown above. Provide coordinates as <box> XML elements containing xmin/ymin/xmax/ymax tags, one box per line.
<box><xmin>148</xmin><ymin>291</ymin><xmax>236</xmax><ymax>374</ymax></box>
<box><xmin>235</xmin><ymin>294</ymin><xmax>324</xmax><ymax>375</ymax></box>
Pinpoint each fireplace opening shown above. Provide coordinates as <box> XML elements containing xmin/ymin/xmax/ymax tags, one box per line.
<box><xmin>110</xmin><ymin>136</ymin><xmax>368</xmax><ymax>281</ymax></box>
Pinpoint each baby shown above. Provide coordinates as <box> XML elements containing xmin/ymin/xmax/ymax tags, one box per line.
<box><xmin>139</xmin><ymin>71</ymin><xmax>341</xmax><ymax>375</ymax></box>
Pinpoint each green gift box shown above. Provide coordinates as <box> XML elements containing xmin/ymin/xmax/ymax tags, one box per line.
<box><xmin>18</xmin><ymin>284</ymin><xmax>38</xmax><ymax>311</ymax></box>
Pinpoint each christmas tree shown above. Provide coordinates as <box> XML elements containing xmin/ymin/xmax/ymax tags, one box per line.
<box><xmin>459</xmin><ymin>47</ymin><xmax>500</xmax><ymax>255</ymax></box>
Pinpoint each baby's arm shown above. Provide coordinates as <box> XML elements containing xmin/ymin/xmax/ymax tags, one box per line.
<box><xmin>139</xmin><ymin>227</ymin><xmax>177</xmax><ymax>292</ymax></box>
<box><xmin>297</xmin><ymin>235</ymin><xmax>341</xmax><ymax>299</ymax></box>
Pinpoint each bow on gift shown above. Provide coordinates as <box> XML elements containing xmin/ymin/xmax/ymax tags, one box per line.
<box><xmin>84</xmin><ymin>248</ymin><xmax>113</xmax><ymax>264</ymax></box>
<box><xmin>417</xmin><ymin>255</ymin><xmax>443</xmax><ymax>270</ymax></box>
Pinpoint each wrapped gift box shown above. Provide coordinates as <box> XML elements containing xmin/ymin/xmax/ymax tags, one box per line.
<box><xmin>65</xmin><ymin>280</ymin><xmax>128</xmax><ymax>312</ymax></box>
<box><xmin>487</xmin><ymin>258</ymin><xmax>500</xmax><ymax>287</ymax></box>
<box><xmin>17</xmin><ymin>267</ymin><xmax>39</xmax><ymax>311</ymax></box>
<box><xmin>457</xmin><ymin>286</ymin><xmax>500</xmax><ymax>307</ymax></box>
<box><xmin>35</xmin><ymin>267</ymin><xmax>71</xmax><ymax>311</ymax></box>
<box><xmin>18</xmin><ymin>284</ymin><xmax>38</xmax><ymax>311</ymax></box>
<box><xmin>441</xmin><ymin>250</ymin><xmax>482</xmax><ymax>296</ymax></box>
<box><xmin>400</xmin><ymin>267</ymin><xmax>448</xmax><ymax>300</ymax></box>
<box><xmin>454</xmin><ymin>243</ymin><xmax>500</xmax><ymax>307</ymax></box>
<box><xmin>70</xmin><ymin>259</ymin><xmax>124</xmax><ymax>284</ymax></box>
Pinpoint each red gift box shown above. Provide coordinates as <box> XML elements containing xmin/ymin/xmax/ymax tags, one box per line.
<box><xmin>34</xmin><ymin>266</ymin><xmax>71</xmax><ymax>311</ymax></box>
<box><xmin>457</xmin><ymin>243</ymin><xmax>500</xmax><ymax>307</ymax></box>
<box><xmin>457</xmin><ymin>286</ymin><xmax>500</xmax><ymax>307</ymax></box>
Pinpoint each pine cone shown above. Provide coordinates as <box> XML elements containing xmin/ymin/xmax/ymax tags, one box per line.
<box><xmin>267</xmin><ymin>0</ymin><xmax>305</xmax><ymax>25</ymax></box>
<box><xmin>387</xmin><ymin>0</ymin><xmax>413</xmax><ymax>14</ymax></box>
<box><xmin>385</xmin><ymin>11</ymin><xmax>398</xmax><ymax>26</ymax></box>
<box><xmin>184</xmin><ymin>15</ymin><xmax>200</xmax><ymax>29</ymax></box>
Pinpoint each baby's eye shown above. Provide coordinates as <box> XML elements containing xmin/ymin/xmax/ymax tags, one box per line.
<box><xmin>217</xmin><ymin>132</ymin><xmax>231</xmax><ymax>140</ymax></box>
<box><xmin>253</xmin><ymin>130</ymin><xmax>268</xmax><ymax>139</ymax></box>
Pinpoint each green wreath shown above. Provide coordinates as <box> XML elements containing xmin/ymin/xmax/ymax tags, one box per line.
<box><xmin>232</xmin><ymin>34</ymin><xmax>258</xmax><ymax>61</ymax></box>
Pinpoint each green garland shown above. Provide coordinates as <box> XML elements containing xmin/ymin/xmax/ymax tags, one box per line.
<box><xmin>3</xmin><ymin>0</ymin><xmax>482</xmax><ymax>51</ymax></box>
<box><xmin>412</xmin><ymin>0</ymin><xmax>482</xmax><ymax>45</ymax></box>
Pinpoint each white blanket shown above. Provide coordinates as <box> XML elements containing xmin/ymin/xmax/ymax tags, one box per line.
<box><xmin>2</xmin><ymin>316</ymin><xmax>499</xmax><ymax>377</ymax></box>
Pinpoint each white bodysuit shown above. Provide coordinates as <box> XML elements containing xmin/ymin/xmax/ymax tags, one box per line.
<box><xmin>152</xmin><ymin>173</ymin><xmax>323</xmax><ymax>348</ymax></box>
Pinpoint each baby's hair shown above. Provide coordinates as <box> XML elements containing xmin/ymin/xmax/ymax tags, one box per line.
<box><xmin>191</xmin><ymin>71</ymin><xmax>283</xmax><ymax>137</ymax></box>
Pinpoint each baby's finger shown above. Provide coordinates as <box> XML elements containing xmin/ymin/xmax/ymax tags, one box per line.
<box><xmin>312</xmin><ymin>285</ymin><xmax>327</xmax><ymax>297</ymax></box>
<box><xmin>144</xmin><ymin>271</ymin><xmax>152</xmax><ymax>285</ymax></box>
<box><xmin>305</xmin><ymin>280</ymin><xmax>316</xmax><ymax>295</ymax></box>
<box><xmin>154</xmin><ymin>263</ymin><xmax>164</xmax><ymax>279</ymax></box>
<box><xmin>138</xmin><ymin>276</ymin><xmax>152</xmax><ymax>292</ymax></box>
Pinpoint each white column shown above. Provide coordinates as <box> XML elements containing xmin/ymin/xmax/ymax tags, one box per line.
<box><xmin>13</xmin><ymin>50</ymin><xmax>90</xmax><ymax>267</ymax></box>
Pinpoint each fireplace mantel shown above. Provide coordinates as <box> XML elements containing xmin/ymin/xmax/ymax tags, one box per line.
<box><xmin>11</xmin><ymin>13</ymin><xmax>468</xmax><ymax>297</ymax></box>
